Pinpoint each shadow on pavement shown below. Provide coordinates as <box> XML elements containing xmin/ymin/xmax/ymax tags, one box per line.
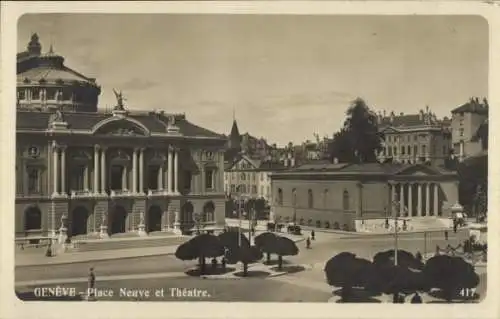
<box><xmin>16</xmin><ymin>291</ymin><xmax>84</xmax><ymax>301</ymax></box>
<box><xmin>263</xmin><ymin>259</ymin><xmax>293</xmax><ymax>266</ymax></box>
<box><xmin>332</xmin><ymin>287</ymin><xmax>382</xmax><ymax>300</ymax></box>
<box><xmin>270</xmin><ymin>265</ymin><xmax>306</xmax><ymax>274</ymax></box>
<box><xmin>233</xmin><ymin>270</ymin><xmax>271</xmax><ymax>278</ymax></box>
<box><xmin>185</xmin><ymin>266</ymin><xmax>236</xmax><ymax>277</ymax></box>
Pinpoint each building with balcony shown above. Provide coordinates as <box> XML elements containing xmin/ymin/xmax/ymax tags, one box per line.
<box><xmin>270</xmin><ymin>162</ymin><xmax>459</xmax><ymax>232</ymax></box>
<box><xmin>16</xmin><ymin>34</ymin><xmax>227</xmax><ymax>239</ymax></box>
<box><xmin>224</xmin><ymin>154</ymin><xmax>286</xmax><ymax>203</ymax></box>
<box><xmin>376</xmin><ymin>107</ymin><xmax>452</xmax><ymax>166</ymax></box>
<box><xmin>450</xmin><ymin>97</ymin><xmax>489</xmax><ymax>161</ymax></box>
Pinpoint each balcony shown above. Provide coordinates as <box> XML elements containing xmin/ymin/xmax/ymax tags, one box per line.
<box><xmin>70</xmin><ymin>190</ymin><xmax>94</xmax><ymax>199</ymax></box>
<box><xmin>147</xmin><ymin>189</ymin><xmax>168</xmax><ymax>197</ymax></box>
<box><xmin>110</xmin><ymin>189</ymin><xmax>134</xmax><ymax>198</ymax></box>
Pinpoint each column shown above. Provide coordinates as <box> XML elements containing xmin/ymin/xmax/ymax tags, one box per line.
<box><xmin>167</xmin><ymin>146</ymin><xmax>173</xmax><ymax>194</ymax></box>
<box><xmin>174</xmin><ymin>148</ymin><xmax>179</xmax><ymax>194</ymax></box>
<box><xmin>60</xmin><ymin>146</ymin><xmax>66</xmax><ymax>195</ymax></box>
<box><xmin>93</xmin><ymin>145</ymin><xmax>100</xmax><ymax>194</ymax></box>
<box><xmin>425</xmin><ymin>183</ymin><xmax>430</xmax><ymax>217</ymax></box>
<box><xmin>399</xmin><ymin>184</ymin><xmax>405</xmax><ymax>216</ymax></box>
<box><xmin>356</xmin><ymin>182</ymin><xmax>363</xmax><ymax>218</ymax></box>
<box><xmin>417</xmin><ymin>183</ymin><xmax>422</xmax><ymax>217</ymax></box>
<box><xmin>53</xmin><ymin>144</ymin><xmax>59</xmax><ymax>195</ymax></box>
<box><xmin>433</xmin><ymin>183</ymin><xmax>439</xmax><ymax>216</ymax></box>
<box><xmin>132</xmin><ymin>148</ymin><xmax>138</xmax><ymax>193</ymax></box>
<box><xmin>83</xmin><ymin>166</ymin><xmax>89</xmax><ymax>190</ymax></box>
<box><xmin>122</xmin><ymin>166</ymin><xmax>127</xmax><ymax>191</ymax></box>
<box><xmin>408</xmin><ymin>183</ymin><xmax>413</xmax><ymax>217</ymax></box>
<box><xmin>100</xmin><ymin>147</ymin><xmax>107</xmax><ymax>194</ymax></box>
<box><xmin>157</xmin><ymin>165</ymin><xmax>163</xmax><ymax>190</ymax></box>
<box><xmin>391</xmin><ymin>183</ymin><xmax>397</xmax><ymax>216</ymax></box>
<box><xmin>139</xmin><ymin>148</ymin><xmax>144</xmax><ymax>194</ymax></box>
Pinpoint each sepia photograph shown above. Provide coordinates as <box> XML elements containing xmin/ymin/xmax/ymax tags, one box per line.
<box><xmin>2</xmin><ymin>2</ymin><xmax>496</xmax><ymax>315</ymax></box>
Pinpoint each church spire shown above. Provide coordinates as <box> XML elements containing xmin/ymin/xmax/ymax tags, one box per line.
<box><xmin>229</xmin><ymin>112</ymin><xmax>241</xmax><ymax>150</ymax></box>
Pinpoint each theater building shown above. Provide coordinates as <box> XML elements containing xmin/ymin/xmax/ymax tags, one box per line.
<box><xmin>270</xmin><ymin>162</ymin><xmax>460</xmax><ymax>232</ymax></box>
<box><xmin>16</xmin><ymin>34</ymin><xmax>227</xmax><ymax>239</ymax></box>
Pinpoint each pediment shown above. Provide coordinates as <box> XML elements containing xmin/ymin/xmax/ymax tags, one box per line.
<box><xmin>381</xmin><ymin>127</ymin><xmax>401</xmax><ymax>134</ymax></box>
<box><xmin>233</xmin><ymin>156</ymin><xmax>258</xmax><ymax>170</ymax></box>
<box><xmin>393</xmin><ymin>164</ymin><xmax>441</xmax><ymax>176</ymax></box>
<box><xmin>93</xmin><ymin>118</ymin><xmax>150</xmax><ymax>136</ymax></box>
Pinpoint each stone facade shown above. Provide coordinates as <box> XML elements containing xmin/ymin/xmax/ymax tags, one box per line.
<box><xmin>270</xmin><ymin>163</ymin><xmax>459</xmax><ymax>231</ymax></box>
<box><xmin>16</xmin><ymin>34</ymin><xmax>226</xmax><ymax>239</ymax></box>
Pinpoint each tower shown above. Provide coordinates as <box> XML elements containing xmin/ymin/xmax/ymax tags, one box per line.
<box><xmin>27</xmin><ymin>33</ymin><xmax>42</xmax><ymax>55</ymax></box>
<box><xmin>228</xmin><ymin>118</ymin><xmax>242</xmax><ymax>150</ymax></box>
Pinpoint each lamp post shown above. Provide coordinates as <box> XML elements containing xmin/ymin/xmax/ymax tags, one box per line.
<box><xmin>393</xmin><ymin>199</ymin><xmax>399</xmax><ymax>267</ymax></box>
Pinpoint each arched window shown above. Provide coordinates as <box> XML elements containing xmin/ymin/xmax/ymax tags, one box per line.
<box><xmin>308</xmin><ymin>189</ymin><xmax>313</xmax><ymax>209</ymax></box>
<box><xmin>323</xmin><ymin>189</ymin><xmax>329</xmax><ymax>208</ymax></box>
<box><xmin>277</xmin><ymin>188</ymin><xmax>283</xmax><ymax>205</ymax></box>
<box><xmin>342</xmin><ymin>190</ymin><xmax>350</xmax><ymax>211</ymax></box>
<box><xmin>203</xmin><ymin>201</ymin><xmax>215</xmax><ymax>222</ymax></box>
<box><xmin>25</xmin><ymin>206</ymin><xmax>42</xmax><ymax>231</ymax></box>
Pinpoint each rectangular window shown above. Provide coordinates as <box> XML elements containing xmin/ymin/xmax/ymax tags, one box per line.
<box><xmin>17</xmin><ymin>89</ymin><xmax>26</xmax><ymax>101</ymax></box>
<box><xmin>401</xmin><ymin>146</ymin><xmax>405</xmax><ymax>155</ymax></box>
<box><xmin>388</xmin><ymin>147</ymin><xmax>393</xmax><ymax>156</ymax></box>
<box><xmin>46</xmin><ymin>88</ymin><xmax>56</xmax><ymax>100</ymax></box>
<box><xmin>205</xmin><ymin>169</ymin><xmax>214</xmax><ymax>190</ymax></box>
<box><xmin>252</xmin><ymin>185</ymin><xmax>257</xmax><ymax>194</ymax></box>
<box><xmin>231</xmin><ymin>184</ymin><xmax>236</xmax><ymax>193</ymax></box>
<box><xmin>148</xmin><ymin>166</ymin><xmax>159</xmax><ymax>190</ymax></box>
<box><xmin>32</xmin><ymin>88</ymin><xmax>41</xmax><ymax>100</ymax></box>
<box><xmin>71</xmin><ymin>165</ymin><xmax>86</xmax><ymax>191</ymax></box>
<box><xmin>27</xmin><ymin>167</ymin><xmax>41</xmax><ymax>194</ymax></box>
<box><xmin>459</xmin><ymin>128</ymin><xmax>464</xmax><ymax>137</ymax></box>
<box><xmin>393</xmin><ymin>147</ymin><xmax>397</xmax><ymax>156</ymax></box>
<box><xmin>260</xmin><ymin>173</ymin><xmax>263</xmax><ymax>181</ymax></box>
<box><xmin>407</xmin><ymin>145</ymin><xmax>411</xmax><ymax>155</ymax></box>
<box><xmin>260</xmin><ymin>186</ymin><xmax>264</xmax><ymax>195</ymax></box>
<box><xmin>184</xmin><ymin>171</ymin><xmax>192</xmax><ymax>191</ymax></box>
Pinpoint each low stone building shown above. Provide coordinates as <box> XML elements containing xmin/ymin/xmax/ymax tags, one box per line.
<box><xmin>270</xmin><ymin>162</ymin><xmax>459</xmax><ymax>232</ymax></box>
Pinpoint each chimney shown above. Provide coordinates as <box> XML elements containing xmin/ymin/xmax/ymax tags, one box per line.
<box><xmin>475</xmin><ymin>97</ymin><xmax>480</xmax><ymax>104</ymax></box>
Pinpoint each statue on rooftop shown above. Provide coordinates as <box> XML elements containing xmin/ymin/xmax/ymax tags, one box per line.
<box><xmin>113</xmin><ymin>89</ymin><xmax>126</xmax><ymax>111</ymax></box>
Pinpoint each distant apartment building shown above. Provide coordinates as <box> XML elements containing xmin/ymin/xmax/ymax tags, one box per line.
<box><xmin>224</xmin><ymin>154</ymin><xmax>286</xmax><ymax>202</ymax></box>
<box><xmin>376</xmin><ymin>107</ymin><xmax>452</xmax><ymax>166</ymax></box>
<box><xmin>450</xmin><ymin>97</ymin><xmax>488</xmax><ymax>161</ymax></box>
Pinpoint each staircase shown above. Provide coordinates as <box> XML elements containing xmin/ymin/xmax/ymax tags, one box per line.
<box><xmin>70</xmin><ymin>234</ymin><xmax>189</xmax><ymax>252</ymax></box>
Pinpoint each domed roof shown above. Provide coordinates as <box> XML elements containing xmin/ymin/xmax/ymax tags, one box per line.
<box><xmin>17</xmin><ymin>38</ymin><xmax>98</xmax><ymax>87</ymax></box>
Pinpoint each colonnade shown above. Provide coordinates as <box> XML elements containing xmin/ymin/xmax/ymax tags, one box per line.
<box><xmin>51</xmin><ymin>142</ymin><xmax>180</xmax><ymax>196</ymax></box>
<box><xmin>388</xmin><ymin>182</ymin><xmax>440</xmax><ymax>217</ymax></box>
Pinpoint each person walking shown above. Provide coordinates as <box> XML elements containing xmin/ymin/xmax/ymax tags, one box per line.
<box><xmin>311</xmin><ymin>229</ymin><xmax>315</xmax><ymax>241</ymax></box>
<box><xmin>306</xmin><ymin>236</ymin><xmax>311</xmax><ymax>249</ymax></box>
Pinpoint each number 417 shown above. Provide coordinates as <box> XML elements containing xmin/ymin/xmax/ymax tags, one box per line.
<box><xmin>459</xmin><ymin>288</ymin><xmax>477</xmax><ymax>298</ymax></box>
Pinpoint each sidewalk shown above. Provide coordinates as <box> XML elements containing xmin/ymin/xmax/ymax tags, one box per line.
<box><xmin>16</xmin><ymin>245</ymin><xmax>177</xmax><ymax>267</ymax></box>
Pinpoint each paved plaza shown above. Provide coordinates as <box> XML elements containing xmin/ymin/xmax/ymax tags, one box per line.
<box><xmin>14</xmin><ymin>227</ymin><xmax>486</xmax><ymax>303</ymax></box>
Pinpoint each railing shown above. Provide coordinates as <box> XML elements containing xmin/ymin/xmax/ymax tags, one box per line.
<box><xmin>147</xmin><ymin>189</ymin><xmax>168</xmax><ymax>197</ymax></box>
<box><xmin>15</xmin><ymin>236</ymin><xmax>54</xmax><ymax>250</ymax></box>
<box><xmin>110</xmin><ymin>189</ymin><xmax>133</xmax><ymax>198</ymax></box>
<box><xmin>70</xmin><ymin>190</ymin><xmax>94</xmax><ymax>198</ymax></box>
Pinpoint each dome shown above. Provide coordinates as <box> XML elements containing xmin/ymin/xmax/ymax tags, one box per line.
<box><xmin>16</xmin><ymin>34</ymin><xmax>101</xmax><ymax>113</ymax></box>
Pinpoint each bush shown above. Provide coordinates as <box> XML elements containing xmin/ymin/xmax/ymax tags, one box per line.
<box><xmin>333</xmin><ymin>221</ymin><xmax>340</xmax><ymax>230</ymax></box>
<box><xmin>287</xmin><ymin>225</ymin><xmax>301</xmax><ymax>235</ymax></box>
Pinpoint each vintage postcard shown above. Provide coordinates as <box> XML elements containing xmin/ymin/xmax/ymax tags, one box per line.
<box><xmin>1</xmin><ymin>1</ymin><xmax>499</xmax><ymax>319</ymax></box>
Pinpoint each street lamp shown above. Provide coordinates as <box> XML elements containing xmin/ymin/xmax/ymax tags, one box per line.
<box><xmin>392</xmin><ymin>199</ymin><xmax>400</xmax><ymax>267</ymax></box>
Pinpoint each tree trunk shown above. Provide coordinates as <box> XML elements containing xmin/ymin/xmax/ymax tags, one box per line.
<box><xmin>266</xmin><ymin>252</ymin><xmax>270</xmax><ymax>264</ymax></box>
<box><xmin>200</xmin><ymin>256</ymin><xmax>206</xmax><ymax>275</ymax></box>
<box><xmin>278</xmin><ymin>255</ymin><xmax>283</xmax><ymax>270</ymax></box>
<box><xmin>243</xmin><ymin>262</ymin><xmax>248</xmax><ymax>276</ymax></box>
<box><xmin>341</xmin><ymin>285</ymin><xmax>351</xmax><ymax>302</ymax></box>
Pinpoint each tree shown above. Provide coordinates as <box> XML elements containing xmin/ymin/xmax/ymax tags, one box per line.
<box><xmin>458</xmin><ymin>154</ymin><xmax>487</xmax><ymax>215</ymax></box>
<box><xmin>472</xmin><ymin>119</ymin><xmax>488</xmax><ymax>151</ymax></box>
<box><xmin>423</xmin><ymin>255</ymin><xmax>480</xmax><ymax>302</ymax></box>
<box><xmin>174</xmin><ymin>234</ymin><xmax>225</xmax><ymax>275</ymax></box>
<box><xmin>254</xmin><ymin>232</ymin><xmax>279</xmax><ymax>264</ymax></box>
<box><xmin>373</xmin><ymin>249</ymin><xmax>424</xmax><ymax>271</ymax></box>
<box><xmin>275</xmin><ymin>236</ymin><xmax>299</xmax><ymax>269</ymax></box>
<box><xmin>324</xmin><ymin>252</ymin><xmax>378</xmax><ymax>302</ymax></box>
<box><xmin>226</xmin><ymin>245</ymin><xmax>263</xmax><ymax>276</ymax></box>
<box><xmin>342</xmin><ymin>98</ymin><xmax>384</xmax><ymax>163</ymax></box>
<box><xmin>328</xmin><ymin>128</ymin><xmax>355</xmax><ymax>163</ymax></box>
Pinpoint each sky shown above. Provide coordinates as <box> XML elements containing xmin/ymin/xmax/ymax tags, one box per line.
<box><xmin>18</xmin><ymin>14</ymin><xmax>488</xmax><ymax>146</ymax></box>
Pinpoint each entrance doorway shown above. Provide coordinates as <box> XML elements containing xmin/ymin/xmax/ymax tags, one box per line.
<box><xmin>110</xmin><ymin>205</ymin><xmax>127</xmax><ymax>235</ymax></box>
<box><xmin>71</xmin><ymin>206</ymin><xmax>89</xmax><ymax>236</ymax></box>
<box><xmin>147</xmin><ymin>205</ymin><xmax>162</xmax><ymax>233</ymax></box>
<box><xmin>181</xmin><ymin>202</ymin><xmax>194</xmax><ymax>231</ymax></box>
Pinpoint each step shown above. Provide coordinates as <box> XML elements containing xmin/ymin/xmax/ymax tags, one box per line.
<box><xmin>72</xmin><ymin>236</ymin><xmax>188</xmax><ymax>252</ymax></box>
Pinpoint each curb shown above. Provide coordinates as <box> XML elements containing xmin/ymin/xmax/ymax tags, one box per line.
<box><xmin>16</xmin><ymin>251</ymin><xmax>176</xmax><ymax>268</ymax></box>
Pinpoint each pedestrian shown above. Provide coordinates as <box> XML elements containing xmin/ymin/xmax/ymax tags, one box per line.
<box><xmin>453</xmin><ymin>220</ymin><xmax>457</xmax><ymax>233</ymax></box>
<box><xmin>88</xmin><ymin>267</ymin><xmax>95</xmax><ymax>300</ymax></box>
<box><xmin>311</xmin><ymin>229</ymin><xmax>315</xmax><ymax>241</ymax></box>
<box><xmin>410</xmin><ymin>292</ymin><xmax>423</xmax><ymax>303</ymax></box>
<box><xmin>45</xmin><ymin>242</ymin><xmax>53</xmax><ymax>257</ymax></box>
<box><xmin>306</xmin><ymin>237</ymin><xmax>311</xmax><ymax>249</ymax></box>
<box><xmin>221</xmin><ymin>257</ymin><xmax>226</xmax><ymax>271</ymax></box>
<box><xmin>444</xmin><ymin>230</ymin><xmax>449</xmax><ymax>240</ymax></box>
